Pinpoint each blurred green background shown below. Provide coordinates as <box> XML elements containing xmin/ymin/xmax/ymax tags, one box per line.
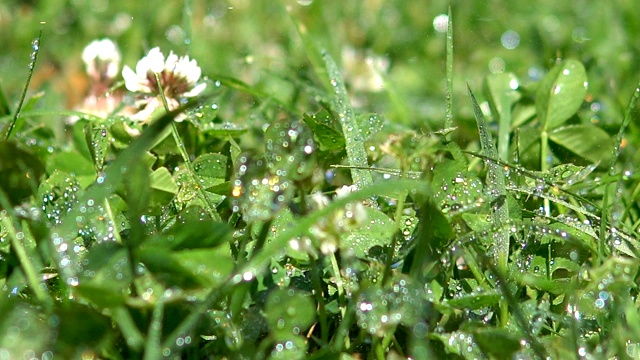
<box><xmin>1</xmin><ymin>0</ymin><xmax>639</xmax><ymax>139</ymax></box>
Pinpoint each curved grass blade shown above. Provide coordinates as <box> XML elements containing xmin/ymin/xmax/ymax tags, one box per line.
<box><xmin>467</xmin><ymin>84</ymin><xmax>510</xmax><ymax>273</ymax></box>
<box><xmin>323</xmin><ymin>52</ymin><xmax>373</xmax><ymax>190</ymax></box>
<box><xmin>4</xmin><ymin>30</ymin><xmax>42</xmax><ymax>140</ymax></box>
<box><xmin>444</xmin><ymin>6</ymin><xmax>454</xmax><ymax>140</ymax></box>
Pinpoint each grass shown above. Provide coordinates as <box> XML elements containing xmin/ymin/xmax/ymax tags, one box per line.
<box><xmin>2</xmin><ymin>0</ymin><xmax>640</xmax><ymax>359</ymax></box>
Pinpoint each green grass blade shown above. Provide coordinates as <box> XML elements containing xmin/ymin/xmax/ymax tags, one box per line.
<box><xmin>467</xmin><ymin>84</ymin><xmax>510</xmax><ymax>273</ymax></box>
<box><xmin>444</xmin><ymin>6</ymin><xmax>454</xmax><ymax>139</ymax></box>
<box><xmin>323</xmin><ymin>52</ymin><xmax>373</xmax><ymax>189</ymax></box>
<box><xmin>601</xmin><ymin>80</ymin><xmax>640</xmax><ymax>260</ymax></box>
<box><xmin>4</xmin><ymin>30</ymin><xmax>41</xmax><ymax>140</ymax></box>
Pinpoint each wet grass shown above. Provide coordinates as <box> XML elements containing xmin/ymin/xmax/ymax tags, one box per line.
<box><xmin>1</xmin><ymin>1</ymin><xmax>640</xmax><ymax>359</ymax></box>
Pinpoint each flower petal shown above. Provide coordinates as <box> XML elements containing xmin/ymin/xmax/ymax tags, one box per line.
<box><xmin>122</xmin><ymin>65</ymin><xmax>142</xmax><ymax>92</ymax></box>
<box><xmin>183</xmin><ymin>82</ymin><xmax>207</xmax><ymax>97</ymax></box>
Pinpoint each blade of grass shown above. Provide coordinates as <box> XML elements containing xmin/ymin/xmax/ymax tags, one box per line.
<box><xmin>467</xmin><ymin>84</ymin><xmax>510</xmax><ymax>274</ymax></box>
<box><xmin>4</xmin><ymin>30</ymin><xmax>42</xmax><ymax>140</ymax></box>
<box><xmin>603</xmin><ymin>81</ymin><xmax>640</xmax><ymax>260</ymax></box>
<box><xmin>323</xmin><ymin>52</ymin><xmax>373</xmax><ymax>190</ymax></box>
<box><xmin>289</xmin><ymin>9</ymin><xmax>373</xmax><ymax>190</ymax></box>
<box><xmin>444</xmin><ymin>6</ymin><xmax>454</xmax><ymax>140</ymax></box>
<box><xmin>143</xmin><ymin>299</ymin><xmax>165</xmax><ymax>360</ymax></box>
<box><xmin>468</xmin><ymin>84</ymin><xmax>512</xmax><ymax>328</ymax></box>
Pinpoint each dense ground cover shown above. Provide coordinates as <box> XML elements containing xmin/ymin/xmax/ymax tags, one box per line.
<box><xmin>1</xmin><ymin>0</ymin><xmax>640</xmax><ymax>358</ymax></box>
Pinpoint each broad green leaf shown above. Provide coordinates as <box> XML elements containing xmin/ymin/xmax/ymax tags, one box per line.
<box><xmin>192</xmin><ymin>153</ymin><xmax>228</xmax><ymax>188</ymax></box>
<box><xmin>55</xmin><ymin>303</ymin><xmax>112</xmax><ymax>357</ymax></box>
<box><xmin>0</xmin><ymin>141</ymin><xmax>44</xmax><ymax>206</ymax></box>
<box><xmin>270</xmin><ymin>335</ymin><xmax>308</xmax><ymax>359</ymax></box>
<box><xmin>136</xmin><ymin>247</ymin><xmax>205</xmax><ymax>289</ymax></box>
<box><xmin>473</xmin><ymin>327</ymin><xmax>522</xmax><ymax>358</ymax></box>
<box><xmin>146</xmin><ymin>220</ymin><xmax>232</xmax><ymax>250</ymax></box>
<box><xmin>302</xmin><ymin>110</ymin><xmax>345</xmax><ymax>152</ymax></box>
<box><xmin>536</xmin><ymin>59</ymin><xmax>588</xmax><ymax>130</ymax></box>
<box><xmin>173</xmin><ymin>248</ymin><xmax>234</xmax><ymax>287</ymax></box>
<box><xmin>549</xmin><ymin>124</ymin><xmax>612</xmax><ymax>164</ymax></box>
<box><xmin>483</xmin><ymin>72</ymin><xmax>521</xmax><ymax>116</ymax></box>
<box><xmin>518</xmin><ymin>273</ymin><xmax>569</xmax><ymax>294</ymax></box>
<box><xmin>408</xmin><ymin>198</ymin><xmax>453</xmax><ymax>280</ymax></box>
<box><xmin>484</xmin><ymin>72</ymin><xmax>521</xmax><ymax>160</ymax></box>
<box><xmin>150</xmin><ymin>167</ymin><xmax>179</xmax><ymax>194</ymax></box>
<box><xmin>71</xmin><ymin>119</ymin><xmax>92</xmax><ymax>161</ymax></box>
<box><xmin>264</xmin><ymin>288</ymin><xmax>316</xmax><ymax>340</ymax></box>
<box><xmin>76</xmin><ymin>243</ymin><xmax>132</xmax><ymax>308</ymax></box>
<box><xmin>46</xmin><ymin>150</ymin><xmax>95</xmax><ymax>183</ymax></box>
<box><xmin>342</xmin><ymin>207</ymin><xmax>396</xmax><ymax>258</ymax></box>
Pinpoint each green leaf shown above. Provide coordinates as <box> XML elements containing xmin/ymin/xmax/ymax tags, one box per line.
<box><xmin>264</xmin><ymin>288</ymin><xmax>316</xmax><ymax>339</ymax></box>
<box><xmin>150</xmin><ymin>167</ymin><xmax>179</xmax><ymax>194</ymax></box>
<box><xmin>484</xmin><ymin>72</ymin><xmax>521</xmax><ymax>116</ymax></box>
<box><xmin>473</xmin><ymin>327</ymin><xmax>522</xmax><ymax>359</ymax></box>
<box><xmin>446</xmin><ymin>292</ymin><xmax>501</xmax><ymax>309</ymax></box>
<box><xmin>484</xmin><ymin>72</ymin><xmax>521</xmax><ymax>160</ymax></box>
<box><xmin>46</xmin><ymin>150</ymin><xmax>95</xmax><ymax>187</ymax></box>
<box><xmin>0</xmin><ymin>141</ymin><xmax>44</xmax><ymax>206</ymax></box>
<box><xmin>136</xmin><ymin>247</ymin><xmax>205</xmax><ymax>289</ymax></box>
<box><xmin>76</xmin><ymin>242</ymin><xmax>131</xmax><ymax>308</ymax></box>
<box><xmin>536</xmin><ymin>59</ymin><xmax>588</xmax><ymax>130</ymax></box>
<box><xmin>84</xmin><ymin>122</ymin><xmax>111</xmax><ymax>171</ymax></box>
<box><xmin>192</xmin><ymin>153</ymin><xmax>228</xmax><ymax>187</ymax></box>
<box><xmin>342</xmin><ymin>207</ymin><xmax>396</xmax><ymax>258</ymax></box>
<box><xmin>146</xmin><ymin>220</ymin><xmax>232</xmax><ymax>250</ymax></box>
<box><xmin>173</xmin><ymin>248</ymin><xmax>234</xmax><ymax>287</ymax></box>
<box><xmin>549</xmin><ymin>124</ymin><xmax>612</xmax><ymax>164</ymax></box>
<box><xmin>408</xmin><ymin>198</ymin><xmax>453</xmax><ymax>280</ymax></box>
<box><xmin>302</xmin><ymin>110</ymin><xmax>345</xmax><ymax>152</ymax></box>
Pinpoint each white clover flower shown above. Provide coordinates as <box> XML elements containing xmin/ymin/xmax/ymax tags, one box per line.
<box><xmin>82</xmin><ymin>38</ymin><xmax>121</xmax><ymax>82</ymax></box>
<box><xmin>69</xmin><ymin>38</ymin><xmax>125</xmax><ymax>124</ymax></box>
<box><xmin>341</xmin><ymin>46</ymin><xmax>389</xmax><ymax>93</ymax></box>
<box><xmin>122</xmin><ymin>47</ymin><xmax>207</xmax><ymax>122</ymax></box>
<box><xmin>335</xmin><ymin>185</ymin><xmax>359</xmax><ymax>199</ymax></box>
<box><xmin>311</xmin><ymin>191</ymin><xmax>330</xmax><ymax>209</ymax></box>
